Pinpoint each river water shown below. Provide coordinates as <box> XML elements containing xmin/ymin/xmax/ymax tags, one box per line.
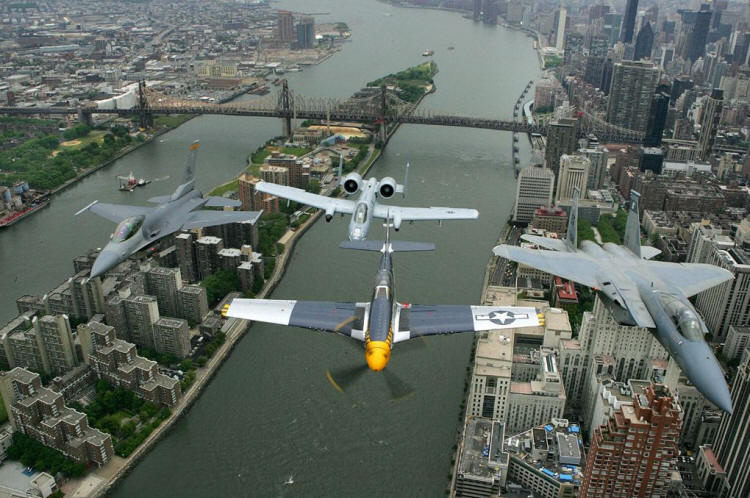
<box><xmin>0</xmin><ymin>1</ymin><xmax>539</xmax><ymax>496</ymax></box>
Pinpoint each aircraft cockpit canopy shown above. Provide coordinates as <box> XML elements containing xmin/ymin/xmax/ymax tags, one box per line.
<box><xmin>657</xmin><ymin>292</ymin><xmax>704</xmax><ymax>341</ymax></box>
<box><xmin>354</xmin><ymin>203</ymin><xmax>368</xmax><ymax>224</ymax></box>
<box><xmin>113</xmin><ymin>215</ymin><xmax>145</xmax><ymax>242</ymax></box>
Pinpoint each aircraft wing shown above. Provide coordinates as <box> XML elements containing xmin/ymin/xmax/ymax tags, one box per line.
<box><xmin>520</xmin><ymin>234</ymin><xmax>571</xmax><ymax>252</ymax></box>
<box><xmin>373</xmin><ymin>204</ymin><xmax>479</xmax><ymax>222</ymax></box>
<box><xmin>645</xmin><ymin>261</ymin><xmax>734</xmax><ymax>297</ymax></box>
<box><xmin>224</xmin><ymin>299</ymin><xmax>367</xmax><ymax>340</ymax></box>
<box><xmin>181</xmin><ymin>210</ymin><xmax>262</xmax><ymax>229</ymax></box>
<box><xmin>83</xmin><ymin>202</ymin><xmax>153</xmax><ymax>224</ymax></box>
<box><xmin>493</xmin><ymin>245</ymin><xmax>600</xmax><ymax>288</ymax></box>
<box><xmin>255</xmin><ymin>181</ymin><xmax>355</xmax><ymax>214</ymax></box>
<box><xmin>398</xmin><ymin>305</ymin><xmax>540</xmax><ymax>341</ymax></box>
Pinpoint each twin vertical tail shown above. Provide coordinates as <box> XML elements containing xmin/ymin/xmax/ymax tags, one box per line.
<box><xmin>339</xmin><ymin>216</ymin><xmax>434</xmax><ymax>252</ymax></box>
<box><xmin>623</xmin><ymin>191</ymin><xmax>641</xmax><ymax>257</ymax></box>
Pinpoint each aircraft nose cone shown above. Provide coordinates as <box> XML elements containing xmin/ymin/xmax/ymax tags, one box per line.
<box><xmin>90</xmin><ymin>249</ymin><xmax>121</xmax><ymax>279</ymax></box>
<box><xmin>683</xmin><ymin>344</ymin><xmax>733</xmax><ymax>414</ymax></box>
<box><xmin>365</xmin><ymin>341</ymin><xmax>391</xmax><ymax>372</ymax></box>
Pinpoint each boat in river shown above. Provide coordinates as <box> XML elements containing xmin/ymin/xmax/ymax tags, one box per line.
<box><xmin>422</xmin><ymin>49</ymin><xmax>434</xmax><ymax>56</ymax></box>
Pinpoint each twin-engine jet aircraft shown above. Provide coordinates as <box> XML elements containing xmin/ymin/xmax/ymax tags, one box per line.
<box><xmin>223</xmin><ymin>225</ymin><xmax>544</xmax><ymax>382</ymax></box>
<box><xmin>254</xmin><ymin>159</ymin><xmax>478</xmax><ymax>240</ymax></box>
<box><xmin>494</xmin><ymin>190</ymin><xmax>734</xmax><ymax>413</ymax></box>
<box><xmin>77</xmin><ymin>141</ymin><xmax>263</xmax><ymax>279</ymax></box>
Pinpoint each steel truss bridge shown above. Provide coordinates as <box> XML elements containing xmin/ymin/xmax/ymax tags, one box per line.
<box><xmin>0</xmin><ymin>81</ymin><xmax>646</xmax><ymax>144</ymax></box>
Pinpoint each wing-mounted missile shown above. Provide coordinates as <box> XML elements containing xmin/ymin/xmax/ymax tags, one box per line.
<box><xmin>342</xmin><ymin>172</ymin><xmax>363</xmax><ymax>195</ymax></box>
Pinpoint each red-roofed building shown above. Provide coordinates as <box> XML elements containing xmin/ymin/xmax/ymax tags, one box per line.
<box><xmin>554</xmin><ymin>277</ymin><xmax>578</xmax><ymax>306</ymax></box>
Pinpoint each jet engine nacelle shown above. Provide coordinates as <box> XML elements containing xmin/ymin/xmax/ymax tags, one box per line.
<box><xmin>325</xmin><ymin>206</ymin><xmax>334</xmax><ymax>222</ymax></box>
<box><xmin>342</xmin><ymin>173</ymin><xmax>362</xmax><ymax>195</ymax></box>
<box><xmin>378</xmin><ymin>177</ymin><xmax>397</xmax><ymax>198</ymax></box>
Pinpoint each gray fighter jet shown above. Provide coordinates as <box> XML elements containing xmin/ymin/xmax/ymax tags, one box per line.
<box><xmin>77</xmin><ymin>141</ymin><xmax>262</xmax><ymax>279</ymax></box>
<box><xmin>255</xmin><ymin>159</ymin><xmax>478</xmax><ymax>240</ymax></box>
<box><xmin>223</xmin><ymin>224</ymin><xmax>543</xmax><ymax>386</ymax></box>
<box><xmin>494</xmin><ymin>190</ymin><xmax>734</xmax><ymax>413</ymax></box>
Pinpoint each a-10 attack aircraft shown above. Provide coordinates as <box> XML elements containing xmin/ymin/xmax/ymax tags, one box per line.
<box><xmin>494</xmin><ymin>189</ymin><xmax>734</xmax><ymax>413</ymax></box>
<box><xmin>255</xmin><ymin>159</ymin><xmax>479</xmax><ymax>240</ymax></box>
<box><xmin>223</xmin><ymin>225</ymin><xmax>544</xmax><ymax>395</ymax></box>
<box><xmin>77</xmin><ymin>141</ymin><xmax>262</xmax><ymax>279</ymax></box>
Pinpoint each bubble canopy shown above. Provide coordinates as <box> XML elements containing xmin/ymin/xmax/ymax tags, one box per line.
<box><xmin>112</xmin><ymin>215</ymin><xmax>145</xmax><ymax>242</ymax></box>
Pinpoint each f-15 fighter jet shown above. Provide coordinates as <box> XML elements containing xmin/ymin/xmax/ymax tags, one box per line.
<box><xmin>494</xmin><ymin>190</ymin><xmax>734</xmax><ymax>413</ymax></box>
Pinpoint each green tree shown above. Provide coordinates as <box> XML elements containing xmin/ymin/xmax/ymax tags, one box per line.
<box><xmin>200</xmin><ymin>269</ymin><xmax>241</xmax><ymax>305</ymax></box>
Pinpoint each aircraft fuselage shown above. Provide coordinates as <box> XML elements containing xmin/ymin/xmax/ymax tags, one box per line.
<box><xmin>364</xmin><ymin>246</ymin><xmax>396</xmax><ymax>371</ymax></box>
<box><xmin>348</xmin><ymin>178</ymin><xmax>379</xmax><ymax>241</ymax></box>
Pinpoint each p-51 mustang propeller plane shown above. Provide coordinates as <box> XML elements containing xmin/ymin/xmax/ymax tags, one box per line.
<box><xmin>76</xmin><ymin>141</ymin><xmax>263</xmax><ymax>279</ymax></box>
<box><xmin>222</xmin><ymin>224</ymin><xmax>545</xmax><ymax>395</ymax></box>
<box><xmin>254</xmin><ymin>158</ymin><xmax>479</xmax><ymax>240</ymax></box>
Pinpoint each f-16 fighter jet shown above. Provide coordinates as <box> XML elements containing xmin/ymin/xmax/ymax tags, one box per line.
<box><xmin>254</xmin><ymin>159</ymin><xmax>478</xmax><ymax>240</ymax></box>
<box><xmin>222</xmin><ymin>224</ymin><xmax>544</xmax><ymax>392</ymax></box>
<box><xmin>77</xmin><ymin>141</ymin><xmax>262</xmax><ymax>279</ymax></box>
<box><xmin>494</xmin><ymin>190</ymin><xmax>734</xmax><ymax>413</ymax></box>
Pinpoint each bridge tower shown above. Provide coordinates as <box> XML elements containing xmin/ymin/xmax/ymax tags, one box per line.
<box><xmin>137</xmin><ymin>81</ymin><xmax>153</xmax><ymax>129</ymax></box>
<box><xmin>77</xmin><ymin>108</ymin><xmax>92</xmax><ymax>126</ymax></box>
<box><xmin>377</xmin><ymin>84</ymin><xmax>388</xmax><ymax>145</ymax></box>
<box><xmin>279</xmin><ymin>79</ymin><xmax>294</xmax><ymax>137</ymax></box>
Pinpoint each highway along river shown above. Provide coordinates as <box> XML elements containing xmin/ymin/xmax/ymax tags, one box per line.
<box><xmin>0</xmin><ymin>0</ymin><xmax>539</xmax><ymax>495</ymax></box>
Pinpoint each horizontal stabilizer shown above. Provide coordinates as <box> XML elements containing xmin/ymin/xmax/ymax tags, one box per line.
<box><xmin>147</xmin><ymin>195</ymin><xmax>171</xmax><ymax>204</ymax></box>
<box><xmin>521</xmin><ymin>234</ymin><xmax>571</xmax><ymax>252</ymax></box>
<box><xmin>640</xmin><ymin>246</ymin><xmax>661</xmax><ymax>259</ymax></box>
<box><xmin>204</xmin><ymin>196</ymin><xmax>242</xmax><ymax>208</ymax></box>
<box><xmin>339</xmin><ymin>240</ymin><xmax>435</xmax><ymax>252</ymax></box>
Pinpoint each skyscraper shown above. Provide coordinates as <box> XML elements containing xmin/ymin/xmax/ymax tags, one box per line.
<box><xmin>296</xmin><ymin>16</ymin><xmax>315</xmax><ymax>49</ymax></box>
<box><xmin>644</xmin><ymin>86</ymin><xmax>670</xmax><ymax>147</ymax></box>
<box><xmin>277</xmin><ymin>10</ymin><xmax>294</xmax><ymax>42</ymax></box>
<box><xmin>177</xmin><ymin>285</ymin><xmax>209</xmax><ymax>325</ymax></box>
<box><xmin>472</xmin><ymin>0</ymin><xmax>481</xmax><ymax>21</ymax></box>
<box><xmin>153</xmin><ymin>317</ymin><xmax>190</xmax><ymax>359</ymax></box>
<box><xmin>513</xmin><ymin>165</ymin><xmax>555</xmax><ymax>223</ymax></box>
<box><xmin>145</xmin><ymin>266</ymin><xmax>183</xmax><ymax>317</ymax></box>
<box><xmin>620</xmin><ymin>0</ymin><xmax>639</xmax><ymax>43</ymax></box>
<box><xmin>606</xmin><ymin>61</ymin><xmax>660</xmax><ymax>133</ymax></box>
<box><xmin>122</xmin><ymin>295</ymin><xmax>160</xmax><ymax>350</ymax></box>
<box><xmin>580</xmin><ymin>383</ymin><xmax>680</xmax><ymax>498</ymax></box>
<box><xmin>563</xmin><ymin>32</ymin><xmax>584</xmax><ymax>66</ymax></box>
<box><xmin>175</xmin><ymin>232</ymin><xmax>198</xmax><ymax>283</ymax></box>
<box><xmin>196</xmin><ymin>236</ymin><xmax>224</xmax><ymax>280</ymax></box>
<box><xmin>584</xmin><ymin>35</ymin><xmax>610</xmax><ymax>88</ymax></box>
<box><xmin>706</xmin><ymin>349</ymin><xmax>750</xmax><ymax>497</ymax></box>
<box><xmin>679</xmin><ymin>6</ymin><xmax>712</xmax><ymax>62</ymax></box>
<box><xmin>697</xmin><ymin>89</ymin><xmax>723</xmax><ymax>161</ymax></box>
<box><xmin>34</xmin><ymin>314</ymin><xmax>77</xmax><ymax>375</ymax></box>
<box><xmin>633</xmin><ymin>22</ymin><xmax>654</xmax><ymax>61</ymax></box>
<box><xmin>553</xmin><ymin>8</ymin><xmax>567</xmax><ymax>51</ymax></box>
<box><xmin>555</xmin><ymin>155</ymin><xmax>590</xmax><ymax>202</ymax></box>
<box><xmin>544</xmin><ymin>118</ymin><xmax>578</xmax><ymax>178</ymax></box>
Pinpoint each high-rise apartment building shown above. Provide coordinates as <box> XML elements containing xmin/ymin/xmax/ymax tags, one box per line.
<box><xmin>620</xmin><ymin>0</ymin><xmax>639</xmax><ymax>43</ymax></box>
<box><xmin>153</xmin><ymin>317</ymin><xmax>190</xmax><ymax>359</ymax></box>
<box><xmin>544</xmin><ymin>118</ymin><xmax>578</xmax><ymax>178</ymax></box>
<box><xmin>122</xmin><ymin>295</ymin><xmax>160</xmax><ymax>349</ymax></box>
<box><xmin>556</xmin><ymin>155</ymin><xmax>590</xmax><ymax>202</ymax></box>
<box><xmin>175</xmin><ymin>232</ymin><xmax>198</xmax><ymax>283</ymax></box>
<box><xmin>606</xmin><ymin>61</ymin><xmax>660</xmax><ymax>133</ymax></box>
<box><xmin>145</xmin><ymin>266</ymin><xmax>183</xmax><ymax>317</ymax></box>
<box><xmin>697</xmin><ymin>89</ymin><xmax>723</xmax><ymax>161</ymax></box>
<box><xmin>177</xmin><ymin>285</ymin><xmax>209</xmax><ymax>325</ymax></box>
<box><xmin>34</xmin><ymin>314</ymin><xmax>77</xmax><ymax>375</ymax></box>
<box><xmin>0</xmin><ymin>367</ymin><xmax>114</xmax><ymax>466</ymax></box>
<box><xmin>513</xmin><ymin>165</ymin><xmax>554</xmax><ymax>223</ymax></box>
<box><xmin>277</xmin><ymin>10</ymin><xmax>294</xmax><ymax>42</ymax></box>
<box><xmin>580</xmin><ymin>383</ymin><xmax>680</xmax><ymax>498</ymax></box>
<box><xmin>196</xmin><ymin>236</ymin><xmax>224</xmax><ymax>280</ymax></box>
<box><xmin>680</xmin><ymin>6</ymin><xmax>712</xmax><ymax>62</ymax></box>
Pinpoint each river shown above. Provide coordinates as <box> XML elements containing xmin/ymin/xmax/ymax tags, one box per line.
<box><xmin>0</xmin><ymin>1</ymin><xmax>539</xmax><ymax>496</ymax></box>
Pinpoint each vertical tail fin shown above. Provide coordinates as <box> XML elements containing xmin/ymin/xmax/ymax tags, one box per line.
<box><xmin>624</xmin><ymin>190</ymin><xmax>641</xmax><ymax>257</ymax></box>
<box><xmin>566</xmin><ymin>187</ymin><xmax>579</xmax><ymax>249</ymax></box>
<box><xmin>171</xmin><ymin>140</ymin><xmax>199</xmax><ymax>200</ymax></box>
